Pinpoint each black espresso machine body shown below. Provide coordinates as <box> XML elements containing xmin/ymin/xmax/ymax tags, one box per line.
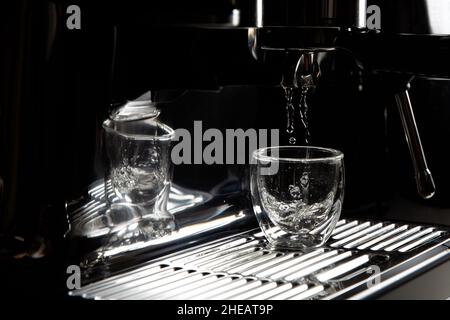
<box><xmin>2</xmin><ymin>0</ymin><xmax>450</xmax><ymax>298</ymax></box>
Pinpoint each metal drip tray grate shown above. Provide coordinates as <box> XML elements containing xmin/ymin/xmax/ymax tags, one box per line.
<box><xmin>70</xmin><ymin>219</ymin><xmax>450</xmax><ymax>300</ymax></box>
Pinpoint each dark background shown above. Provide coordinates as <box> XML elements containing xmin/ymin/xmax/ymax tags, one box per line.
<box><xmin>1</xmin><ymin>0</ymin><xmax>450</xmax><ymax>299</ymax></box>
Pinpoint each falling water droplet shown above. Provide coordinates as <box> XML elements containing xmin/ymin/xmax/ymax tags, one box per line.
<box><xmin>284</xmin><ymin>87</ymin><xmax>295</xmax><ymax>136</ymax></box>
<box><xmin>289</xmin><ymin>137</ymin><xmax>296</xmax><ymax>145</ymax></box>
<box><xmin>299</xmin><ymin>87</ymin><xmax>311</xmax><ymax>145</ymax></box>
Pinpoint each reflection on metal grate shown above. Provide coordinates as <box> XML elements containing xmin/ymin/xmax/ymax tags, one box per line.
<box><xmin>70</xmin><ymin>219</ymin><xmax>450</xmax><ymax>300</ymax></box>
<box><xmin>66</xmin><ymin>180</ymin><xmax>212</xmax><ymax>239</ymax></box>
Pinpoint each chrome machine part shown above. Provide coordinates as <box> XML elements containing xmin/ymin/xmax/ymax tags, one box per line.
<box><xmin>69</xmin><ymin>217</ymin><xmax>450</xmax><ymax>300</ymax></box>
<box><xmin>65</xmin><ymin>180</ymin><xmax>255</xmax><ymax>281</ymax></box>
<box><xmin>66</xmin><ymin>180</ymin><xmax>212</xmax><ymax>239</ymax></box>
<box><xmin>368</xmin><ymin>0</ymin><xmax>450</xmax><ymax>35</ymax></box>
<box><xmin>395</xmin><ymin>89</ymin><xmax>436</xmax><ymax>199</ymax></box>
<box><xmin>248</xmin><ymin>0</ymin><xmax>367</xmax><ymax>71</ymax></box>
<box><xmin>253</xmin><ymin>0</ymin><xmax>367</xmax><ymax>29</ymax></box>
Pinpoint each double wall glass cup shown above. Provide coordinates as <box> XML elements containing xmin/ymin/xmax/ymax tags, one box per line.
<box><xmin>102</xmin><ymin>103</ymin><xmax>176</xmax><ymax>239</ymax></box>
<box><xmin>251</xmin><ymin>146</ymin><xmax>344</xmax><ymax>249</ymax></box>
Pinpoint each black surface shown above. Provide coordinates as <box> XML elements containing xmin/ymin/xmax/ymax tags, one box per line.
<box><xmin>2</xmin><ymin>1</ymin><xmax>450</xmax><ymax>300</ymax></box>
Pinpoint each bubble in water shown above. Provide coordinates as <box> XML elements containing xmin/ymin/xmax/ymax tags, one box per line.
<box><xmin>149</xmin><ymin>148</ymin><xmax>159</xmax><ymax>164</ymax></box>
<box><xmin>259</xmin><ymin>185</ymin><xmax>335</xmax><ymax>234</ymax></box>
<box><xmin>289</xmin><ymin>137</ymin><xmax>296</xmax><ymax>145</ymax></box>
<box><xmin>289</xmin><ymin>184</ymin><xmax>302</xmax><ymax>200</ymax></box>
<box><xmin>300</xmin><ymin>172</ymin><xmax>310</xmax><ymax>188</ymax></box>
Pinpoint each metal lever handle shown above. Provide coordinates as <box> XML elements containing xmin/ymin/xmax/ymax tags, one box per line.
<box><xmin>395</xmin><ymin>90</ymin><xmax>435</xmax><ymax>199</ymax></box>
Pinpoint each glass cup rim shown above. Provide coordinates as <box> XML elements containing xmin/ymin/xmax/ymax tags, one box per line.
<box><xmin>253</xmin><ymin>146</ymin><xmax>344</xmax><ymax>163</ymax></box>
<box><xmin>103</xmin><ymin>119</ymin><xmax>175</xmax><ymax>141</ymax></box>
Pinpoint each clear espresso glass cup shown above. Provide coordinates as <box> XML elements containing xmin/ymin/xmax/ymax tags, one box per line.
<box><xmin>251</xmin><ymin>146</ymin><xmax>345</xmax><ymax>249</ymax></box>
<box><xmin>102</xmin><ymin>102</ymin><xmax>176</xmax><ymax>239</ymax></box>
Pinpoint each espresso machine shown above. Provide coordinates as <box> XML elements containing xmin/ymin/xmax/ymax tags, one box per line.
<box><xmin>2</xmin><ymin>0</ymin><xmax>450</xmax><ymax>299</ymax></box>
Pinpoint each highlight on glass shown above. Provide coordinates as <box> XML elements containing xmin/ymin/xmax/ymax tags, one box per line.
<box><xmin>251</xmin><ymin>146</ymin><xmax>345</xmax><ymax>249</ymax></box>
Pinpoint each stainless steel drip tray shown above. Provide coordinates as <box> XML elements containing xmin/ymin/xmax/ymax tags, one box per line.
<box><xmin>69</xmin><ymin>219</ymin><xmax>450</xmax><ymax>300</ymax></box>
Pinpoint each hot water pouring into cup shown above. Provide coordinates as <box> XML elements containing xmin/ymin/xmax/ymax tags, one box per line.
<box><xmin>250</xmin><ymin>50</ymin><xmax>344</xmax><ymax>250</ymax></box>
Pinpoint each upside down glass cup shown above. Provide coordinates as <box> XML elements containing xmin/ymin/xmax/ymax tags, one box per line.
<box><xmin>102</xmin><ymin>102</ymin><xmax>176</xmax><ymax>239</ymax></box>
<box><xmin>251</xmin><ymin>146</ymin><xmax>345</xmax><ymax>249</ymax></box>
